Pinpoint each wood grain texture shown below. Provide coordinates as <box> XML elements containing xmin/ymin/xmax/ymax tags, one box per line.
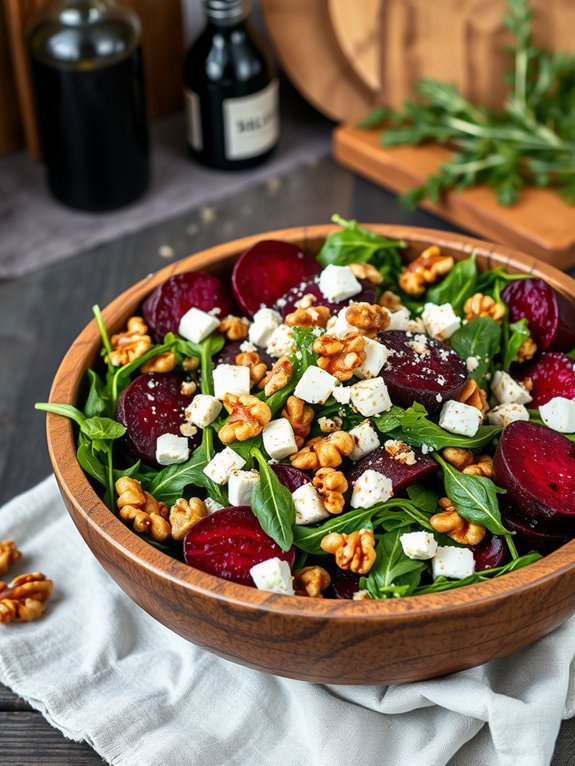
<box><xmin>45</xmin><ymin>223</ymin><xmax>575</xmax><ymax>685</ymax></box>
<box><xmin>333</xmin><ymin>124</ymin><xmax>575</xmax><ymax>269</ymax></box>
<box><xmin>0</xmin><ymin>4</ymin><xmax>23</xmax><ymax>154</ymax></box>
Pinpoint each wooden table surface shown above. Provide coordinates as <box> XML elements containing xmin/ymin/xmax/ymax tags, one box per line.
<box><xmin>0</xmin><ymin>156</ymin><xmax>573</xmax><ymax>764</ymax></box>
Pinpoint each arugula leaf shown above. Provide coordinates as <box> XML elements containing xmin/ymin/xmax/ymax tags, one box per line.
<box><xmin>251</xmin><ymin>448</ymin><xmax>295</xmax><ymax>551</ymax></box>
<box><xmin>413</xmin><ymin>552</ymin><xmax>541</xmax><ymax>594</ymax></box>
<box><xmin>84</xmin><ymin>369</ymin><xmax>111</xmax><ymax>418</ymax></box>
<box><xmin>426</xmin><ymin>254</ymin><xmax>477</xmax><ymax>314</ymax></box>
<box><xmin>406</xmin><ymin>482</ymin><xmax>440</xmax><ymax>513</ymax></box>
<box><xmin>35</xmin><ymin>401</ymin><xmax>86</xmax><ymax>427</ymax></box>
<box><xmin>450</xmin><ymin>317</ymin><xmax>502</xmax><ymax>386</ymax></box>
<box><xmin>290</xmin><ymin>325</ymin><xmax>319</xmax><ymax>374</ymax></box>
<box><xmin>567</xmin><ymin>348</ymin><xmax>575</xmax><ymax>360</ymax></box>
<box><xmin>503</xmin><ymin>318</ymin><xmax>530</xmax><ymax>370</ymax></box>
<box><xmin>435</xmin><ymin>454</ymin><xmax>509</xmax><ymax>535</ymax></box>
<box><xmin>80</xmin><ymin>417</ymin><xmax>126</xmax><ymax>441</ymax></box>
<box><xmin>475</xmin><ymin>268</ymin><xmax>529</xmax><ymax>298</ymax></box>
<box><xmin>361</xmin><ymin>529</ymin><xmax>425</xmax><ymax>599</ymax></box>
<box><xmin>77</xmin><ymin>435</ymin><xmax>108</xmax><ymax>487</ymax></box>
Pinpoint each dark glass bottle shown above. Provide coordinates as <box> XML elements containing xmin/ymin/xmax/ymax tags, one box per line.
<box><xmin>27</xmin><ymin>0</ymin><xmax>149</xmax><ymax>212</ymax></box>
<box><xmin>184</xmin><ymin>0</ymin><xmax>279</xmax><ymax>170</ymax></box>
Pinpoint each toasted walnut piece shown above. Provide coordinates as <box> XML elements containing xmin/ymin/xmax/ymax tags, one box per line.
<box><xmin>320</xmin><ymin>528</ymin><xmax>376</xmax><ymax>575</ymax></box>
<box><xmin>285</xmin><ymin>305</ymin><xmax>331</xmax><ymax>328</ymax></box>
<box><xmin>219</xmin><ymin>394</ymin><xmax>272</xmax><ymax>443</ymax></box>
<box><xmin>0</xmin><ymin>541</ymin><xmax>21</xmax><ymax>577</ymax></box>
<box><xmin>140</xmin><ymin>351</ymin><xmax>178</xmax><ymax>373</ymax></box>
<box><xmin>106</xmin><ymin>316</ymin><xmax>152</xmax><ymax>367</ymax></box>
<box><xmin>348</xmin><ymin>262</ymin><xmax>383</xmax><ymax>285</ymax></box>
<box><xmin>115</xmin><ymin>477</ymin><xmax>171</xmax><ymax>542</ymax></box>
<box><xmin>181</xmin><ymin>380</ymin><xmax>197</xmax><ymax>396</ymax></box>
<box><xmin>291</xmin><ymin>430</ymin><xmax>355</xmax><ymax>471</ymax></box>
<box><xmin>313</xmin><ymin>332</ymin><xmax>366</xmax><ymax>381</ymax></box>
<box><xmin>431</xmin><ymin>498</ymin><xmax>486</xmax><ymax>545</ymax></box>
<box><xmin>398</xmin><ymin>246</ymin><xmax>455</xmax><ymax>296</ymax></box>
<box><xmin>379</xmin><ymin>290</ymin><xmax>403</xmax><ymax>312</ymax></box>
<box><xmin>260</xmin><ymin>356</ymin><xmax>293</xmax><ymax>397</ymax></box>
<box><xmin>345</xmin><ymin>303</ymin><xmax>390</xmax><ymax>338</ymax></box>
<box><xmin>464</xmin><ymin>293</ymin><xmax>506</xmax><ymax>324</ymax></box>
<box><xmin>170</xmin><ymin>497</ymin><xmax>207</xmax><ymax>540</ymax></box>
<box><xmin>219</xmin><ymin>315</ymin><xmax>250</xmax><ymax>341</ymax></box>
<box><xmin>317</xmin><ymin>416</ymin><xmax>342</xmax><ymax>434</ymax></box>
<box><xmin>462</xmin><ymin>455</ymin><xmax>494</xmax><ymax>479</ymax></box>
<box><xmin>312</xmin><ymin>467</ymin><xmax>348</xmax><ymax>514</ymax></box>
<box><xmin>235</xmin><ymin>351</ymin><xmax>268</xmax><ymax>386</ymax></box>
<box><xmin>441</xmin><ymin>447</ymin><xmax>474</xmax><ymax>470</ymax></box>
<box><xmin>384</xmin><ymin>439</ymin><xmax>416</xmax><ymax>465</ymax></box>
<box><xmin>353</xmin><ymin>589</ymin><xmax>372</xmax><ymax>600</ymax></box>
<box><xmin>281</xmin><ymin>395</ymin><xmax>314</xmax><ymax>448</ymax></box>
<box><xmin>294</xmin><ymin>293</ymin><xmax>317</xmax><ymax>310</ymax></box>
<box><xmin>516</xmin><ymin>337</ymin><xmax>537</xmax><ymax>363</ymax></box>
<box><xmin>183</xmin><ymin>356</ymin><xmax>200</xmax><ymax>372</ymax></box>
<box><xmin>0</xmin><ymin>573</ymin><xmax>54</xmax><ymax>625</ymax></box>
<box><xmin>294</xmin><ymin>566</ymin><xmax>331</xmax><ymax>598</ymax></box>
<box><xmin>458</xmin><ymin>379</ymin><xmax>489</xmax><ymax>415</ymax></box>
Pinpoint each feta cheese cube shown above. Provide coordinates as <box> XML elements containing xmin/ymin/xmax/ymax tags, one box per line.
<box><xmin>349</xmin><ymin>420</ymin><xmax>380</xmax><ymax>461</ymax></box>
<box><xmin>213</xmin><ymin>364</ymin><xmax>251</xmax><ymax>399</ymax></box>
<box><xmin>292</xmin><ymin>483</ymin><xmax>331</xmax><ymax>525</ymax></box>
<box><xmin>328</xmin><ymin>308</ymin><xmax>359</xmax><ymax>338</ymax></box>
<box><xmin>387</xmin><ymin>306</ymin><xmax>411</xmax><ymax>331</ymax></box>
<box><xmin>354</xmin><ymin>337</ymin><xmax>389</xmax><ymax>379</ymax></box>
<box><xmin>155</xmin><ymin>433</ymin><xmax>190</xmax><ymax>466</ymax></box>
<box><xmin>432</xmin><ymin>546</ymin><xmax>475</xmax><ymax>580</ymax></box>
<box><xmin>178</xmin><ymin>307</ymin><xmax>220</xmax><ymax>344</ymax></box>
<box><xmin>438</xmin><ymin>399</ymin><xmax>482</xmax><ymax>437</ymax></box>
<box><xmin>228</xmin><ymin>469</ymin><xmax>260</xmax><ymax>506</ymax></box>
<box><xmin>203</xmin><ymin>446</ymin><xmax>246</xmax><ymax>485</ymax></box>
<box><xmin>204</xmin><ymin>497</ymin><xmax>224</xmax><ymax>514</ymax></box>
<box><xmin>294</xmin><ymin>365</ymin><xmax>338</xmax><ymax>404</ymax></box>
<box><xmin>248</xmin><ymin>307</ymin><xmax>282</xmax><ymax>348</ymax></box>
<box><xmin>400</xmin><ymin>531</ymin><xmax>438</xmax><ymax>560</ymax></box>
<box><xmin>318</xmin><ymin>265</ymin><xmax>362</xmax><ymax>303</ymax></box>
<box><xmin>350</xmin><ymin>469</ymin><xmax>393</xmax><ymax>509</ymax></box>
<box><xmin>422</xmin><ymin>302</ymin><xmax>461</xmax><ymax>341</ymax></box>
<box><xmin>487</xmin><ymin>402</ymin><xmax>530</xmax><ymax>428</ymax></box>
<box><xmin>262</xmin><ymin>419</ymin><xmax>298</xmax><ymax>460</ymax></box>
<box><xmin>349</xmin><ymin>377</ymin><xmax>392</xmax><ymax>416</ymax></box>
<box><xmin>266</xmin><ymin>324</ymin><xmax>295</xmax><ymax>358</ymax></box>
<box><xmin>185</xmin><ymin>394</ymin><xmax>222</xmax><ymax>428</ymax></box>
<box><xmin>332</xmin><ymin>384</ymin><xmax>351</xmax><ymax>405</ymax></box>
<box><xmin>539</xmin><ymin>396</ymin><xmax>575</xmax><ymax>433</ymax></box>
<box><xmin>491</xmin><ymin>370</ymin><xmax>532</xmax><ymax>405</ymax></box>
<box><xmin>250</xmin><ymin>557</ymin><xmax>294</xmax><ymax>595</ymax></box>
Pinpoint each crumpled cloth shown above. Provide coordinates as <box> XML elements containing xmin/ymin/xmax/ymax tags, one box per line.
<box><xmin>0</xmin><ymin>476</ymin><xmax>573</xmax><ymax>766</ymax></box>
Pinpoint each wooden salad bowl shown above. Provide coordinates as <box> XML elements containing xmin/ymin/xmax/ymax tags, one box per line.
<box><xmin>46</xmin><ymin>225</ymin><xmax>575</xmax><ymax>685</ymax></box>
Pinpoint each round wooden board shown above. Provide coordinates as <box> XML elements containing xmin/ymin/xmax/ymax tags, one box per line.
<box><xmin>260</xmin><ymin>0</ymin><xmax>379</xmax><ymax>121</ymax></box>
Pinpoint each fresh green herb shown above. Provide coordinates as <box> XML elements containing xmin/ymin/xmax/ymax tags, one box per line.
<box><xmin>413</xmin><ymin>552</ymin><xmax>540</xmax><ymax>594</ymax></box>
<box><xmin>406</xmin><ymin>482</ymin><xmax>441</xmax><ymax>513</ymax></box>
<box><xmin>251</xmin><ymin>448</ymin><xmax>295</xmax><ymax>551</ymax></box>
<box><xmin>475</xmin><ymin>267</ymin><xmax>529</xmax><ymax>298</ymax></box>
<box><xmin>360</xmin><ymin>0</ymin><xmax>575</xmax><ymax>207</ymax></box>
<box><xmin>360</xmin><ymin>529</ymin><xmax>425</xmax><ymax>599</ymax></box>
<box><xmin>426</xmin><ymin>254</ymin><xmax>477</xmax><ymax>314</ymax></box>
<box><xmin>84</xmin><ymin>369</ymin><xmax>111</xmax><ymax>418</ymax></box>
<box><xmin>290</xmin><ymin>325</ymin><xmax>319</xmax><ymax>373</ymax></box>
<box><xmin>502</xmin><ymin>318</ymin><xmax>530</xmax><ymax>370</ymax></box>
<box><xmin>450</xmin><ymin>317</ymin><xmax>502</xmax><ymax>386</ymax></box>
<box><xmin>93</xmin><ymin>304</ymin><xmax>113</xmax><ymax>357</ymax></box>
<box><xmin>567</xmin><ymin>348</ymin><xmax>575</xmax><ymax>360</ymax></box>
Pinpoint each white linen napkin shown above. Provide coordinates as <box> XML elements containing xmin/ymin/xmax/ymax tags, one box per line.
<box><xmin>0</xmin><ymin>477</ymin><xmax>573</xmax><ymax>766</ymax></box>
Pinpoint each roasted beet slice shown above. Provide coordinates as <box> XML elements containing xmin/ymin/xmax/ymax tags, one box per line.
<box><xmin>516</xmin><ymin>352</ymin><xmax>575</xmax><ymax>407</ymax></box>
<box><xmin>183</xmin><ymin>506</ymin><xmax>295</xmax><ymax>586</ymax></box>
<box><xmin>276</xmin><ymin>275</ymin><xmax>377</xmax><ymax>317</ymax></box>
<box><xmin>142</xmin><ymin>272</ymin><xmax>235</xmax><ymax>341</ymax></box>
<box><xmin>502</xmin><ymin>278</ymin><xmax>575</xmax><ymax>352</ymax></box>
<box><xmin>348</xmin><ymin>445</ymin><xmax>436</xmax><ymax>492</ymax></box>
<box><xmin>493</xmin><ymin>421</ymin><xmax>575</xmax><ymax>530</ymax></box>
<box><xmin>231</xmin><ymin>240</ymin><xmax>321</xmax><ymax>316</ymax></box>
<box><xmin>379</xmin><ymin>330</ymin><xmax>467</xmax><ymax>413</ymax></box>
<box><xmin>329</xmin><ymin>566</ymin><xmax>360</xmax><ymax>600</ymax></box>
<box><xmin>271</xmin><ymin>464</ymin><xmax>311</xmax><ymax>492</ymax></box>
<box><xmin>215</xmin><ymin>340</ymin><xmax>274</xmax><ymax>369</ymax></box>
<box><xmin>116</xmin><ymin>373</ymin><xmax>198</xmax><ymax>465</ymax></box>
<box><xmin>501</xmin><ymin>507</ymin><xmax>568</xmax><ymax>555</ymax></box>
<box><xmin>472</xmin><ymin>535</ymin><xmax>508</xmax><ymax>571</ymax></box>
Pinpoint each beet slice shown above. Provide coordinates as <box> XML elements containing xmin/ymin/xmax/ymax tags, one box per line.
<box><xmin>271</xmin><ymin>464</ymin><xmax>311</xmax><ymax>492</ymax></box>
<box><xmin>329</xmin><ymin>566</ymin><xmax>360</xmax><ymax>600</ymax></box>
<box><xmin>116</xmin><ymin>372</ymin><xmax>198</xmax><ymax>465</ymax></box>
<box><xmin>142</xmin><ymin>272</ymin><xmax>235</xmax><ymax>341</ymax></box>
<box><xmin>183</xmin><ymin>506</ymin><xmax>295</xmax><ymax>586</ymax></box>
<box><xmin>516</xmin><ymin>352</ymin><xmax>575</xmax><ymax>407</ymax></box>
<box><xmin>501</xmin><ymin>278</ymin><xmax>575</xmax><ymax>352</ymax></box>
<box><xmin>501</xmin><ymin>506</ymin><xmax>568</xmax><ymax>555</ymax></box>
<box><xmin>493</xmin><ymin>421</ymin><xmax>575</xmax><ymax>530</ymax></box>
<box><xmin>276</xmin><ymin>275</ymin><xmax>377</xmax><ymax>317</ymax></box>
<box><xmin>379</xmin><ymin>330</ymin><xmax>467</xmax><ymax>413</ymax></box>
<box><xmin>215</xmin><ymin>340</ymin><xmax>274</xmax><ymax>369</ymax></box>
<box><xmin>472</xmin><ymin>534</ymin><xmax>508</xmax><ymax>571</ymax></box>
<box><xmin>348</xmin><ymin>445</ymin><xmax>437</xmax><ymax>492</ymax></box>
<box><xmin>231</xmin><ymin>240</ymin><xmax>321</xmax><ymax>316</ymax></box>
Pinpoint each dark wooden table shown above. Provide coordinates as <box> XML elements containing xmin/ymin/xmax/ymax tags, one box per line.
<box><xmin>1</xmin><ymin>156</ymin><xmax>573</xmax><ymax>764</ymax></box>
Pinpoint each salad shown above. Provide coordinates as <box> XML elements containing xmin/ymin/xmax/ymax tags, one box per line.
<box><xmin>37</xmin><ymin>216</ymin><xmax>575</xmax><ymax>601</ymax></box>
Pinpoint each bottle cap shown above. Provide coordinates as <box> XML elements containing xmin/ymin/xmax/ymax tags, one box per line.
<box><xmin>205</xmin><ymin>0</ymin><xmax>249</xmax><ymax>25</ymax></box>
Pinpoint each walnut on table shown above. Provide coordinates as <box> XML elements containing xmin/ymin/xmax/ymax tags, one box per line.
<box><xmin>0</xmin><ymin>540</ymin><xmax>21</xmax><ymax>577</ymax></box>
<box><xmin>0</xmin><ymin>573</ymin><xmax>54</xmax><ymax>625</ymax></box>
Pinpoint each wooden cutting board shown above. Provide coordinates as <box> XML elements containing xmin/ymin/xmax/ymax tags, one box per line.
<box><xmin>333</xmin><ymin>124</ymin><xmax>575</xmax><ymax>269</ymax></box>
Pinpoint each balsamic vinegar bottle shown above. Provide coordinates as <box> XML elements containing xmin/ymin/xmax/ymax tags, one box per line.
<box><xmin>27</xmin><ymin>0</ymin><xmax>149</xmax><ymax>212</ymax></box>
<box><xmin>184</xmin><ymin>0</ymin><xmax>279</xmax><ymax>170</ymax></box>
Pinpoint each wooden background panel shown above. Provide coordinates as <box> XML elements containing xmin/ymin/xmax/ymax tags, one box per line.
<box><xmin>0</xmin><ymin>3</ymin><xmax>23</xmax><ymax>154</ymax></box>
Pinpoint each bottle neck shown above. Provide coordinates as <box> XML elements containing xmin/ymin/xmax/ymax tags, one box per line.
<box><xmin>204</xmin><ymin>0</ymin><xmax>249</xmax><ymax>27</ymax></box>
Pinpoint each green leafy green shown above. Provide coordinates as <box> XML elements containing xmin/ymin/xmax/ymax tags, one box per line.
<box><xmin>503</xmin><ymin>318</ymin><xmax>530</xmax><ymax>370</ymax></box>
<box><xmin>361</xmin><ymin>529</ymin><xmax>425</xmax><ymax>599</ymax></box>
<box><xmin>413</xmin><ymin>552</ymin><xmax>541</xmax><ymax>594</ymax></box>
<box><xmin>251</xmin><ymin>448</ymin><xmax>295</xmax><ymax>551</ymax></box>
<box><xmin>426</xmin><ymin>255</ymin><xmax>477</xmax><ymax>313</ymax></box>
<box><xmin>406</xmin><ymin>482</ymin><xmax>441</xmax><ymax>513</ymax></box>
<box><xmin>84</xmin><ymin>369</ymin><xmax>111</xmax><ymax>418</ymax></box>
<box><xmin>450</xmin><ymin>317</ymin><xmax>502</xmax><ymax>385</ymax></box>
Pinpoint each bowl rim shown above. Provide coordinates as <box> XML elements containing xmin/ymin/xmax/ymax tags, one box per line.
<box><xmin>47</xmin><ymin>223</ymin><xmax>575</xmax><ymax>621</ymax></box>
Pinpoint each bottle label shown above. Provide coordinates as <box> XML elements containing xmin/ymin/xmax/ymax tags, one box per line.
<box><xmin>185</xmin><ymin>89</ymin><xmax>203</xmax><ymax>151</ymax></box>
<box><xmin>223</xmin><ymin>79</ymin><xmax>279</xmax><ymax>160</ymax></box>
